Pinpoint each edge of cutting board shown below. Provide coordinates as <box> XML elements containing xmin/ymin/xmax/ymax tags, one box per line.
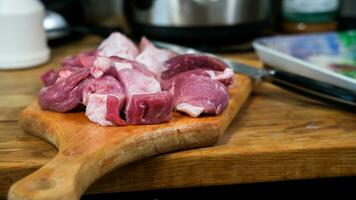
<box><xmin>8</xmin><ymin>74</ymin><xmax>252</xmax><ymax>200</ymax></box>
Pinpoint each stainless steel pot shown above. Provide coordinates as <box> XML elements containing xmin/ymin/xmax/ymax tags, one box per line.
<box><xmin>124</xmin><ymin>0</ymin><xmax>271</xmax><ymax>48</ymax></box>
<box><xmin>126</xmin><ymin>0</ymin><xmax>270</xmax><ymax>27</ymax></box>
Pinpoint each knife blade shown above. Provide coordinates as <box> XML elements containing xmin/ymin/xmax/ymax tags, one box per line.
<box><xmin>153</xmin><ymin>41</ymin><xmax>356</xmax><ymax>111</ymax></box>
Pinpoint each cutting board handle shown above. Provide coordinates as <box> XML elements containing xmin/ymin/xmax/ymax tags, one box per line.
<box><xmin>8</xmin><ymin>154</ymin><xmax>86</xmax><ymax>200</ymax></box>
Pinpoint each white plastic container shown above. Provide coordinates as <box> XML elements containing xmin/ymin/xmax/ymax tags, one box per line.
<box><xmin>0</xmin><ymin>0</ymin><xmax>50</xmax><ymax>69</ymax></box>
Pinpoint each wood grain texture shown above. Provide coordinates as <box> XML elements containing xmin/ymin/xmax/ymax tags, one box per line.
<box><xmin>1</xmin><ymin>36</ymin><xmax>356</xmax><ymax>199</ymax></box>
<box><xmin>8</xmin><ymin>74</ymin><xmax>249</xmax><ymax>200</ymax></box>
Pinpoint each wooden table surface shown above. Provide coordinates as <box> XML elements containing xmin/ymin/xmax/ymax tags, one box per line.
<box><xmin>1</xmin><ymin>36</ymin><xmax>356</xmax><ymax>199</ymax></box>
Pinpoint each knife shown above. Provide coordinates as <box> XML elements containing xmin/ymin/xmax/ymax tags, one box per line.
<box><xmin>153</xmin><ymin>41</ymin><xmax>356</xmax><ymax>111</ymax></box>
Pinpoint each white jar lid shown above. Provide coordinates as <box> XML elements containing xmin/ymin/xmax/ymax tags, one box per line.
<box><xmin>0</xmin><ymin>0</ymin><xmax>50</xmax><ymax>69</ymax></box>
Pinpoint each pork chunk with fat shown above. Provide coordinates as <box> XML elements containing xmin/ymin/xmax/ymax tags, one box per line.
<box><xmin>82</xmin><ymin>75</ymin><xmax>126</xmax><ymax>126</ymax></box>
<box><xmin>85</xmin><ymin>94</ymin><xmax>127</xmax><ymax>126</ymax></box>
<box><xmin>116</xmin><ymin>66</ymin><xmax>174</xmax><ymax>125</ymax></box>
<box><xmin>98</xmin><ymin>32</ymin><xmax>139</xmax><ymax>60</ymax></box>
<box><xmin>135</xmin><ymin>37</ymin><xmax>177</xmax><ymax>77</ymax></box>
<box><xmin>170</xmin><ymin>74</ymin><xmax>229</xmax><ymax>117</ymax></box>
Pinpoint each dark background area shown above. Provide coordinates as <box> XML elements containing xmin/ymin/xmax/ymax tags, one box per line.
<box><xmin>82</xmin><ymin>176</ymin><xmax>356</xmax><ymax>199</ymax></box>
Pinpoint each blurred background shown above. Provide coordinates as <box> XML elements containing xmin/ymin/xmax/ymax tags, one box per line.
<box><xmin>42</xmin><ymin>0</ymin><xmax>356</xmax><ymax>52</ymax></box>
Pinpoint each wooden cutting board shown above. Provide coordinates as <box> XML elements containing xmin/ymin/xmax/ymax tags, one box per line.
<box><xmin>8</xmin><ymin>74</ymin><xmax>252</xmax><ymax>200</ymax></box>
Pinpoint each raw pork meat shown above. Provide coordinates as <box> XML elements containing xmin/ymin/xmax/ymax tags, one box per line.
<box><xmin>82</xmin><ymin>75</ymin><xmax>125</xmax><ymax>105</ymax></box>
<box><xmin>40</xmin><ymin>51</ymin><xmax>98</xmax><ymax>87</ymax></box>
<box><xmin>38</xmin><ymin>32</ymin><xmax>233</xmax><ymax>127</ymax></box>
<box><xmin>38</xmin><ymin>67</ymin><xmax>90</xmax><ymax>112</ymax></box>
<box><xmin>82</xmin><ymin>75</ymin><xmax>127</xmax><ymax>126</ymax></box>
<box><xmin>160</xmin><ymin>68</ymin><xmax>234</xmax><ymax>90</ymax></box>
<box><xmin>125</xmin><ymin>91</ymin><xmax>174</xmax><ymax>125</ymax></box>
<box><xmin>98</xmin><ymin>32</ymin><xmax>139</xmax><ymax>60</ymax></box>
<box><xmin>89</xmin><ymin>56</ymin><xmax>153</xmax><ymax>79</ymax></box>
<box><xmin>61</xmin><ymin>50</ymin><xmax>99</xmax><ymax>68</ymax></box>
<box><xmin>116</xmin><ymin>64</ymin><xmax>174</xmax><ymax>125</ymax></box>
<box><xmin>135</xmin><ymin>37</ymin><xmax>177</xmax><ymax>77</ymax></box>
<box><xmin>118</xmin><ymin>68</ymin><xmax>161</xmax><ymax>95</ymax></box>
<box><xmin>170</xmin><ymin>74</ymin><xmax>229</xmax><ymax>117</ymax></box>
<box><xmin>161</xmin><ymin>54</ymin><xmax>229</xmax><ymax>79</ymax></box>
<box><xmin>41</xmin><ymin>69</ymin><xmax>57</xmax><ymax>87</ymax></box>
<box><xmin>85</xmin><ymin>94</ymin><xmax>126</xmax><ymax>126</ymax></box>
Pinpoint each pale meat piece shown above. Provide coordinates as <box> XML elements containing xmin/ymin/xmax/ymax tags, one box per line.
<box><xmin>98</xmin><ymin>32</ymin><xmax>139</xmax><ymax>60</ymax></box>
<box><xmin>82</xmin><ymin>75</ymin><xmax>126</xmax><ymax>126</ymax></box>
<box><xmin>115</xmin><ymin>64</ymin><xmax>174</xmax><ymax>125</ymax></box>
<box><xmin>85</xmin><ymin>94</ymin><xmax>127</xmax><ymax>126</ymax></box>
<box><xmin>118</xmin><ymin>68</ymin><xmax>161</xmax><ymax>95</ymax></box>
<box><xmin>135</xmin><ymin>37</ymin><xmax>177</xmax><ymax>77</ymax></box>
<box><xmin>90</xmin><ymin>56</ymin><xmax>113</xmax><ymax>78</ymax></box>
<box><xmin>89</xmin><ymin>56</ymin><xmax>153</xmax><ymax>79</ymax></box>
<box><xmin>170</xmin><ymin>74</ymin><xmax>229</xmax><ymax>117</ymax></box>
<box><xmin>138</xmin><ymin>36</ymin><xmax>151</xmax><ymax>51</ymax></box>
<box><xmin>85</xmin><ymin>94</ymin><xmax>111</xmax><ymax>126</ymax></box>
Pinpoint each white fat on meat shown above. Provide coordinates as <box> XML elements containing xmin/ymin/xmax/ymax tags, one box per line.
<box><xmin>85</xmin><ymin>94</ymin><xmax>113</xmax><ymax>126</ymax></box>
<box><xmin>113</xmin><ymin>62</ymin><xmax>133</xmax><ymax>71</ymax></box>
<box><xmin>90</xmin><ymin>56</ymin><xmax>135</xmax><ymax>78</ymax></box>
<box><xmin>55</xmin><ymin>69</ymin><xmax>72</xmax><ymax>83</ymax></box>
<box><xmin>91</xmin><ymin>56</ymin><xmax>112</xmax><ymax>78</ymax></box>
<box><xmin>98</xmin><ymin>32</ymin><xmax>139</xmax><ymax>60</ymax></box>
<box><xmin>118</xmin><ymin>68</ymin><xmax>161</xmax><ymax>95</ymax></box>
<box><xmin>135</xmin><ymin>44</ymin><xmax>175</xmax><ymax>77</ymax></box>
<box><xmin>175</xmin><ymin>103</ymin><xmax>204</xmax><ymax>117</ymax></box>
<box><xmin>205</xmin><ymin>68</ymin><xmax>234</xmax><ymax>82</ymax></box>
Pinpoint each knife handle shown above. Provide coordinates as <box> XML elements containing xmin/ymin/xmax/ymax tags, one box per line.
<box><xmin>264</xmin><ymin>70</ymin><xmax>356</xmax><ymax>110</ymax></box>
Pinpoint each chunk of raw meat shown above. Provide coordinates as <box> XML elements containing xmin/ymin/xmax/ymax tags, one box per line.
<box><xmin>90</xmin><ymin>56</ymin><xmax>113</xmax><ymax>78</ymax></box>
<box><xmin>162</xmin><ymin>54</ymin><xmax>229</xmax><ymax>79</ymax></box>
<box><xmin>98</xmin><ymin>32</ymin><xmax>139</xmax><ymax>60</ymax></box>
<box><xmin>61</xmin><ymin>50</ymin><xmax>99</xmax><ymax>68</ymax></box>
<box><xmin>135</xmin><ymin>37</ymin><xmax>177</xmax><ymax>77</ymax></box>
<box><xmin>115</xmin><ymin>63</ymin><xmax>174</xmax><ymax>124</ymax></box>
<box><xmin>41</xmin><ymin>69</ymin><xmax>57</xmax><ymax>87</ymax></box>
<box><xmin>160</xmin><ymin>68</ymin><xmax>234</xmax><ymax>90</ymax></box>
<box><xmin>41</xmin><ymin>50</ymin><xmax>99</xmax><ymax>86</ymax></box>
<box><xmin>85</xmin><ymin>94</ymin><xmax>127</xmax><ymax>126</ymax></box>
<box><xmin>82</xmin><ymin>75</ymin><xmax>126</xmax><ymax>126</ymax></box>
<box><xmin>38</xmin><ymin>67</ymin><xmax>90</xmax><ymax>112</ymax></box>
<box><xmin>41</xmin><ymin>67</ymin><xmax>85</xmax><ymax>87</ymax></box>
<box><xmin>118</xmin><ymin>68</ymin><xmax>161</xmax><ymax>95</ymax></box>
<box><xmin>89</xmin><ymin>56</ymin><xmax>155</xmax><ymax>79</ymax></box>
<box><xmin>125</xmin><ymin>91</ymin><xmax>173</xmax><ymax>125</ymax></box>
<box><xmin>56</xmin><ymin>69</ymin><xmax>73</xmax><ymax>83</ymax></box>
<box><xmin>170</xmin><ymin>74</ymin><xmax>229</xmax><ymax>117</ymax></box>
<box><xmin>82</xmin><ymin>75</ymin><xmax>126</xmax><ymax>105</ymax></box>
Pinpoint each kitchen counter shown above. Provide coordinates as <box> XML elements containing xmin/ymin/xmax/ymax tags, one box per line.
<box><xmin>1</xmin><ymin>36</ymin><xmax>356</xmax><ymax>199</ymax></box>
